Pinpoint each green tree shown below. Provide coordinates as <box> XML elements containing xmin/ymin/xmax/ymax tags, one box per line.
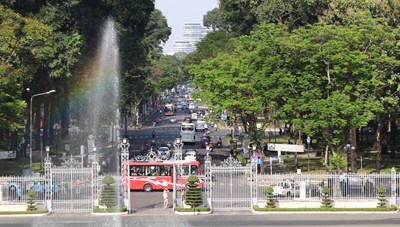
<box><xmin>377</xmin><ymin>187</ymin><xmax>387</xmax><ymax>208</ymax></box>
<box><xmin>320</xmin><ymin>186</ymin><xmax>333</xmax><ymax>208</ymax></box>
<box><xmin>184</xmin><ymin>175</ymin><xmax>203</xmax><ymax>208</ymax></box>
<box><xmin>99</xmin><ymin>175</ymin><xmax>118</xmax><ymax>208</ymax></box>
<box><xmin>264</xmin><ymin>186</ymin><xmax>275</xmax><ymax>208</ymax></box>
<box><xmin>0</xmin><ymin>5</ymin><xmax>54</xmax><ymax>144</ymax></box>
<box><xmin>26</xmin><ymin>188</ymin><xmax>38</xmax><ymax>211</ymax></box>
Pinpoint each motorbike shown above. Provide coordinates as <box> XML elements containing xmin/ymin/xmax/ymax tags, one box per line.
<box><xmin>216</xmin><ymin>138</ymin><xmax>222</xmax><ymax>148</ymax></box>
<box><xmin>151</xmin><ymin>139</ymin><xmax>156</xmax><ymax>148</ymax></box>
<box><xmin>160</xmin><ymin>140</ymin><xmax>166</xmax><ymax>147</ymax></box>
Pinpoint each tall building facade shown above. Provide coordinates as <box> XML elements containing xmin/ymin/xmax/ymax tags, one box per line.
<box><xmin>173</xmin><ymin>22</ymin><xmax>211</xmax><ymax>54</ymax></box>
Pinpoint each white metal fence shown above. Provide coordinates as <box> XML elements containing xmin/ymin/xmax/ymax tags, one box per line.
<box><xmin>0</xmin><ymin>175</ymin><xmax>48</xmax><ymax>208</ymax></box>
<box><xmin>256</xmin><ymin>170</ymin><xmax>399</xmax><ymax>207</ymax></box>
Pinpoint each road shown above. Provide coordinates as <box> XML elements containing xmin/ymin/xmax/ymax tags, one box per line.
<box><xmin>0</xmin><ymin>212</ymin><xmax>398</xmax><ymax>227</ymax></box>
<box><xmin>126</xmin><ymin>105</ymin><xmax>232</xmax><ymax>213</ymax></box>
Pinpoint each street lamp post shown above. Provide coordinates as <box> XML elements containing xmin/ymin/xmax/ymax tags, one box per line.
<box><xmin>345</xmin><ymin>144</ymin><xmax>355</xmax><ymax>174</ymax></box>
<box><xmin>44</xmin><ymin>146</ymin><xmax>50</xmax><ymax>168</ymax></box>
<box><xmin>28</xmin><ymin>88</ymin><xmax>56</xmax><ymax>173</ymax></box>
<box><xmin>307</xmin><ymin>136</ymin><xmax>311</xmax><ymax>172</ymax></box>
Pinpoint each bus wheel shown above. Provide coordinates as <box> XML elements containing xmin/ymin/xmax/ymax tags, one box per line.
<box><xmin>143</xmin><ymin>184</ymin><xmax>153</xmax><ymax>192</ymax></box>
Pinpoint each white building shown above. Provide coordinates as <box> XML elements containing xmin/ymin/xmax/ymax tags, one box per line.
<box><xmin>173</xmin><ymin>22</ymin><xmax>211</xmax><ymax>54</ymax></box>
<box><xmin>173</xmin><ymin>40</ymin><xmax>195</xmax><ymax>53</ymax></box>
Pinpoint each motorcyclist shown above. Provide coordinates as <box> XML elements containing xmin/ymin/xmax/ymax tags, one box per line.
<box><xmin>143</xmin><ymin>142</ymin><xmax>149</xmax><ymax>151</ymax></box>
<box><xmin>217</xmin><ymin>137</ymin><xmax>222</xmax><ymax>147</ymax></box>
<box><xmin>151</xmin><ymin>139</ymin><xmax>156</xmax><ymax>148</ymax></box>
<box><xmin>152</xmin><ymin>130</ymin><xmax>156</xmax><ymax>139</ymax></box>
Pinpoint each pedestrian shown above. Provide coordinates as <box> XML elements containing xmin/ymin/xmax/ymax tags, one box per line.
<box><xmin>16</xmin><ymin>186</ymin><xmax>22</xmax><ymax>200</ymax></box>
<box><xmin>163</xmin><ymin>188</ymin><xmax>169</xmax><ymax>208</ymax></box>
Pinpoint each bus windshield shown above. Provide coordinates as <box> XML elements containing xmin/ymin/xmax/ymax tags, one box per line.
<box><xmin>164</xmin><ymin>104</ymin><xmax>174</xmax><ymax>116</ymax></box>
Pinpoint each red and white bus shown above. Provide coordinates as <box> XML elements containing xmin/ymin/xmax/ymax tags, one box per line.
<box><xmin>163</xmin><ymin>103</ymin><xmax>175</xmax><ymax>116</ymax></box>
<box><xmin>127</xmin><ymin>159</ymin><xmax>202</xmax><ymax>191</ymax></box>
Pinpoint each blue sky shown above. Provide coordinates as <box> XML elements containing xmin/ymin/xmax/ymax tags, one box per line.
<box><xmin>155</xmin><ymin>0</ymin><xmax>219</xmax><ymax>53</ymax></box>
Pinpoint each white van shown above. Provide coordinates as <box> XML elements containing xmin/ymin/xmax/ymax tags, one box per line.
<box><xmin>180</xmin><ymin>122</ymin><xmax>196</xmax><ymax>144</ymax></box>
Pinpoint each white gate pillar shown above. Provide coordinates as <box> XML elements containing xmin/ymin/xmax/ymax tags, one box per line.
<box><xmin>173</xmin><ymin>138</ymin><xmax>183</xmax><ymax>209</ymax></box>
<box><xmin>251</xmin><ymin>160</ymin><xmax>257</xmax><ymax>208</ymax></box>
<box><xmin>92</xmin><ymin>156</ymin><xmax>99</xmax><ymax>207</ymax></box>
<box><xmin>391</xmin><ymin>167</ymin><xmax>396</xmax><ymax>206</ymax></box>
<box><xmin>204</xmin><ymin>152</ymin><xmax>212</xmax><ymax>209</ymax></box>
<box><xmin>119</xmin><ymin>138</ymin><xmax>130</xmax><ymax>212</ymax></box>
<box><xmin>44</xmin><ymin>150</ymin><xmax>52</xmax><ymax>212</ymax></box>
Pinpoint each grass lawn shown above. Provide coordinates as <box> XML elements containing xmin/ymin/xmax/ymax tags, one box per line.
<box><xmin>0</xmin><ymin>159</ymin><xmax>42</xmax><ymax>176</ymax></box>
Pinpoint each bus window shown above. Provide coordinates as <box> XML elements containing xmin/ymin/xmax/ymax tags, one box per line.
<box><xmin>160</xmin><ymin>166</ymin><xmax>171</xmax><ymax>176</ymax></box>
<box><xmin>191</xmin><ymin>165</ymin><xmax>198</xmax><ymax>175</ymax></box>
<box><xmin>147</xmin><ymin>166</ymin><xmax>160</xmax><ymax>176</ymax></box>
<box><xmin>181</xmin><ymin>166</ymin><xmax>190</xmax><ymax>176</ymax></box>
<box><xmin>131</xmin><ymin>166</ymin><xmax>144</xmax><ymax>176</ymax></box>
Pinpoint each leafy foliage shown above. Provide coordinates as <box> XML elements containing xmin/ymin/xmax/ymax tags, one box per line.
<box><xmin>99</xmin><ymin>175</ymin><xmax>118</xmax><ymax>208</ymax></box>
<box><xmin>26</xmin><ymin>188</ymin><xmax>37</xmax><ymax>211</ymax></box>
<box><xmin>320</xmin><ymin>186</ymin><xmax>333</xmax><ymax>208</ymax></box>
<box><xmin>377</xmin><ymin>187</ymin><xmax>387</xmax><ymax>208</ymax></box>
<box><xmin>264</xmin><ymin>186</ymin><xmax>276</xmax><ymax>208</ymax></box>
<box><xmin>184</xmin><ymin>175</ymin><xmax>203</xmax><ymax>208</ymax></box>
<box><xmin>328</xmin><ymin>152</ymin><xmax>346</xmax><ymax>173</ymax></box>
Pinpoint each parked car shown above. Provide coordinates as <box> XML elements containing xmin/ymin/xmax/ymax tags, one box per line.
<box><xmin>273</xmin><ymin>180</ymin><xmax>300</xmax><ymax>197</ymax></box>
<box><xmin>339</xmin><ymin>173</ymin><xmax>375</xmax><ymax>196</ymax></box>
<box><xmin>157</xmin><ymin>147</ymin><xmax>171</xmax><ymax>160</ymax></box>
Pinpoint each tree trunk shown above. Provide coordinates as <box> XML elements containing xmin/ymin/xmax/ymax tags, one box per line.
<box><xmin>389</xmin><ymin>118</ymin><xmax>397</xmax><ymax>159</ymax></box>
<box><xmin>381</xmin><ymin>118</ymin><xmax>389</xmax><ymax>155</ymax></box>
<box><xmin>375</xmin><ymin>121</ymin><xmax>382</xmax><ymax>173</ymax></box>
<box><xmin>349</xmin><ymin>128</ymin><xmax>357</xmax><ymax>173</ymax></box>
<box><xmin>324</xmin><ymin>144</ymin><xmax>329</xmax><ymax>169</ymax></box>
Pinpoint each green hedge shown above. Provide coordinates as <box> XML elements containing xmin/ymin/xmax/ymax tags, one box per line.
<box><xmin>253</xmin><ymin>205</ymin><xmax>397</xmax><ymax>212</ymax></box>
<box><xmin>175</xmin><ymin>206</ymin><xmax>210</xmax><ymax>212</ymax></box>
<box><xmin>93</xmin><ymin>206</ymin><xmax>127</xmax><ymax>213</ymax></box>
<box><xmin>0</xmin><ymin>209</ymin><xmax>48</xmax><ymax>215</ymax></box>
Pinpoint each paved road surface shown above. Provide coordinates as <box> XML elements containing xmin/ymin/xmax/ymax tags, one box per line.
<box><xmin>0</xmin><ymin>212</ymin><xmax>398</xmax><ymax>227</ymax></box>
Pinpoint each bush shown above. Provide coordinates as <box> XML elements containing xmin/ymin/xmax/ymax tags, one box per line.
<box><xmin>175</xmin><ymin>206</ymin><xmax>210</xmax><ymax>212</ymax></box>
<box><xmin>184</xmin><ymin>175</ymin><xmax>203</xmax><ymax>208</ymax></box>
<box><xmin>99</xmin><ymin>176</ymin><xmax>118</xmax><ymax>208</ymax></box>
<box><xmin>320</xmin><ymin>186</ymin><xmax>333</xmax><ymax>208</ymax></box>
<box><xmin>377</xmin><ymin>187</ymin><xmax>387</xmax><ymax>208</ymax></box>
<box><xmin>26</xmin><ymin>188</ymin><xmax>37</xmax><ymax>211</ymax></box>
<box><xmin>264</xmin><ymin>186</ymin><xmax>276</xmax><ymax>208</ymax></box>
